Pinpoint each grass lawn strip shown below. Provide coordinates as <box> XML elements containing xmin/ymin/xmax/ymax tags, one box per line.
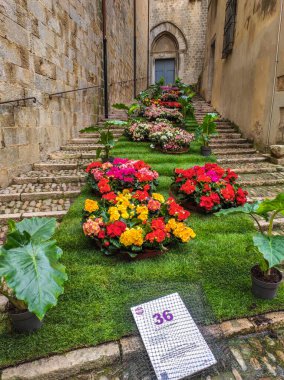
<box><xmin>0</xmin><ymin>138</ymin><xmax>283</xmax><ymax>368</ymax></box>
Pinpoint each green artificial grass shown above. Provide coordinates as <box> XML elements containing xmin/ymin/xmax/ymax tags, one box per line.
<box><xmin>1</xmin><ymin>136</ymin><xmax>284</xmax><ymax>368</ymax></box>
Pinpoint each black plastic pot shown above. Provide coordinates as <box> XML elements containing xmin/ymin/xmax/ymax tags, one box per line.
<box><xmin>201</xmin><ymin>146</ymin><xmax>212</xmax><ymax>156</ymax></box>
<box><xmin>9</xmin><ymin>310</ymin><xmax>43</xmax><ymax>333</ymax></box>
<box><xmin>251</xmin><ymin>266</ymin><xmax>283</xmax><ymax>299</ymax></box>
<box><xmin>102</xmin><ymin>156</ymin><xmax>114</xmax><ymax>163</ymax></box>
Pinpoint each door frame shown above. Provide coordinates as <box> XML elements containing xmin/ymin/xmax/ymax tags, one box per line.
<box><xmin>154</xmin><ymin>58</ymin><xmax>176</xmax><ymax>84</ymax></box>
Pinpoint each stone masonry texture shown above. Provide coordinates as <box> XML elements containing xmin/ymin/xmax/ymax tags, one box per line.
<box><xmin>149</xmin><ymin>0</ymin><xmax>208</xmax><ymax>84</ymax></box>
<box><xmin>0</xmin><ymin>0</ymin><xmax>149</xmax><ymax>187</ymax></box>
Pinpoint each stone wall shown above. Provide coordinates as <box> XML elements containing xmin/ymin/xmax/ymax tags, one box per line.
<box><xmin>0</xmin><ymin>0</ymin><xmax>149</xmax><ymax>188</ymax></box>
<box><xmin>200</xmin><ymin>0</ymin><xmax>284</xmax><ymax>149</ymax></box>
<box><xmin>0</xmin><ymin>0</ymin><xmax>103</xmax><ymax>187</ymax></box>
<box><xmin>107</xmin><ymin>0</ymin><xmax>149</xmax><ymax>109</ymax></box>
<box><xmin>149</xmin><ymin>0</ymin><xmax>208</xmax><ymax>84</ymax></box>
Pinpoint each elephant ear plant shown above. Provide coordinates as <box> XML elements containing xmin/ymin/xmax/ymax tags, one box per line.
<box><xmin>195</xmin><ymin>113</ymin><xmax>218</xmax><ymax>156</ymax></box>
<box><xmin>216</xmin><ymin>193</ymin><xmax>284</xmax><ymax>299</ymax></box>
<box><xmin>0</xmin><ymin>217</ymin><xmax>67</xmax><ymax>332</ymax></box>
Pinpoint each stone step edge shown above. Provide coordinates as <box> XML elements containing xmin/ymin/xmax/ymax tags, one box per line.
<box><xmin>255</xmin><ymin>217</ymin><xmax>284</xmax><ymax>230</ymax></box>
<box><xmin>0</xmin><ymin>210</ymin><xmax>67</xmax><ymax>224</ymax></box>
<box><xmin>1</xmin><ymin>310</ymin><xmax>284</xmax><ymax>379</ymax></box>
<box><xmin>240</xmin><ymin>178</ymin><xmax>284</xmax><ymax>187</ymax></box>
<box><xmin>13</xmin><ymin>176</ymin><xmax>86</xmax><ymax>185</ymax></box>
<box><xmin>0</xmin><ymin>190</ymin><xmax>81</xmax><ymax>202</ymax></box>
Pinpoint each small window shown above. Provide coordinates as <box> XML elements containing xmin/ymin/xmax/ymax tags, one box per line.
<box><xmin>222</xmin><ymin>0</ymin><xmax>237</xmax><ymax>58</ymax></box>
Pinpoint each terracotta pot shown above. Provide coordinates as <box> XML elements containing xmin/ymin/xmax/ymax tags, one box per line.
<box><xmin>251</xmin><ymin>265</ymin><xmax>283</xmax><ymax>299</ymax></box>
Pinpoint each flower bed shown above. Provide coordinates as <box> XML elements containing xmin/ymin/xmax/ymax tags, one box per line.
<box><xmin>124</xmin><ymin>121</ymin><xmax>152</xmax><ymax>141</ymax></box>
<box><xmin>171</xmin><ymin>163</ymin><xmax>248</xmax><ymax>213</ymax></box>
<box><xmin>82</xmin><ymin>190</ymin><xmax>196</xmax><ymax>258</ymax></box>
<box><xmin>149</xmin><ymin>125</ymin><xmax>194</xmax><ymax>153</ymax></box>
<box><xmin>144</xmin><ymin>104</ymin><xmax>183</xmax><ymax>123</ymax></box>
<box><xmin>86</xmin><ymin>158</ymin><xmax>159</xmax><ymax>195</ymax></box>
<box><xmin>125</xmin><ymin>119</ymin><xmax>173</xmax><ymax>142</ymax></box>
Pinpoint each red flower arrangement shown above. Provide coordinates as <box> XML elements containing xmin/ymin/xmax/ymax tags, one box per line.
<box><xmin>171</xmin><ymin>163</ymin><xmax>248</xmax><ymax>213</ymax></box>
<box><xmin>86</xmin><ymin>158</ymin><xmax>159</xmax><ymax>195</ymax></box>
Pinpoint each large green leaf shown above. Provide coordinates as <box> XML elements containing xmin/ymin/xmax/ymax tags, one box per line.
<box><xmin>256</xmin><ymin>193</ymin><xmax>284</xmax><ymax>217</ymax></box>
<box><xmin>215</xmin><ymin>202</ymin><xmax>261</xmax><ymax>217</ymax></box>
<box><xmin>0</xmin><ymin>240</ymin><xmax>67</xmax><ymax>320</ymax></box>
<box><xmin>112</xmin><ymin>103</ymin><xmax>129</xmax><ymax>111</ymax></box>
<box><xmin>0</xmin><ymin>217</ymin><xmax>67</xmax><ymax>319</ymax></box>
<box><xmin>16</xmin><ymin>217</ymin><xmax>56</xmax><ymax>243</ymax></box>
<box><xmin>253</xmin><ymin>233</ymin><xmax>284</xmax><ymax>269</ymax></box>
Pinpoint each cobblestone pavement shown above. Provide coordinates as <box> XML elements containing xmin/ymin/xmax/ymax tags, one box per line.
<box><xmin>72</xmin><ymin>330</ymin><xmax>284</xmax><ymax>380</ymax></box>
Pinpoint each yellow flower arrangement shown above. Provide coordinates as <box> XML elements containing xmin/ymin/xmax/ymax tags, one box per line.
<box><xmin>136</xmin><ymin>205</ymin><xmax>149</xmax><ymax>221</ymax></box>
<box><xmin>152</xmin><ymin>193</ymin><xmax>165</xmax><ymax>203</ymax></box>
<box><xmin>85</xmin><ymin>199</ymin><xmax>99</xmax><ymax>213</ymax></box>
<box><xmin>119</xmin><ymin>228</ymin><xmax>144</xmax><ymax>247</ymax></box>
<box><xmin>108</xmin><ymin>206</ymin><xmax>120</xmax><ymax>222</ymax></box>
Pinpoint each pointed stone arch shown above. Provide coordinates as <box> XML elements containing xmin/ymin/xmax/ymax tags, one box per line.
<box><xmin>150</xmin><ymin>22</ymin><xmax>188</xmax><ymax>83</ymax></box>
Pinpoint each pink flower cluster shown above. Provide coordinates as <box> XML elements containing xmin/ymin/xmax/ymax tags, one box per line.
<box><xmin>144</xmin><ymin>105</ymin><xmax>183</xmax><ymax>122</ymax></box>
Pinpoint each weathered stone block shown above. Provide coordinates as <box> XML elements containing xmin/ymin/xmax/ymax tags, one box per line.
<box><xmin>270</xmin><ymin>145</ymin><xmax>284</xmax><ymax>158</ymax></box>
<box><xmin>1</xmin><ymin>343</ymin><xmax>120</xmax><ymax>380</ymax></box>
<box><xmin>220</xmin><ymin>318</ymin><xmax>254</xmax><ymax>337</ymax></box>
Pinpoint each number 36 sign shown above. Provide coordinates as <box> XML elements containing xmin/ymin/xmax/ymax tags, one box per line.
<box><xmin>131</xmin><ymin>293</ymin><xmax>216</xmax><ymax>380</ymax></box>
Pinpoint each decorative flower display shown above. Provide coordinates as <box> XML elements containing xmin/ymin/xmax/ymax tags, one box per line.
<box><xmin>171</xmin><ymin>163</ymin><xmax>248</xmax><ymax>213</ymax></box>
<box><xmin>124</xmin><ymin>121</ymin><xmax>152</xmax><ymax>141</ymax></box>
<box><xmin>144</xmin><ymin>104</ymin><xmax>183</xmax><ymax>123</ymax></box>
<box><xmin>82</xmin><ymin>190</ymin><xmax>196</xmax><ymax>257</ymax></box>
<box><xmin>86</xmin><ymin>158</ymin><xmax>159</xmax><ymax>195</ymax></box>
<box><xmin>125</xmin><ymin>119</ymin><xmax>173</xmax><ymax>142</ymax></box>
<box><xmin>149</xmin><ymin>126</ymin><xmax>194</xmax><ymax>153</ymax></box>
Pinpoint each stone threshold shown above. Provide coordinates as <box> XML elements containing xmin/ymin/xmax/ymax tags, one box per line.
<box><xmin>0</xmin><ymin>191</ymin><xmax>81</xmax><ymax>202</ymax></box>
<box><xmin>1</xmin><ymin>310</ymin><xmax>284</xmax><ymax>380</ymax></box>
<box><xmin>0</xmin><ymin>210</ymin><xmax>67</xmax><ymax>223</ymax></box>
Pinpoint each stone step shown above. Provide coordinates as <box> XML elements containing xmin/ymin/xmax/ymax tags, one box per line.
<box><xmin>256</xmin><ymin>218</ymin><xmax>284</xmax><ymax>231</ymax></box>
<box><xmin>13</xmin><ymin>174</ymin><xmax>85</xmax><ymax>185</ymax></box>
<box><xmin>216</xmin><ymin>128</ymin><xmax>236</xmax><ymax>133</ymax></box>
<box><xmin>231</xmin><ymin>165</ymin><xmax>279</xmax><ymax>174</ymax></box>
<box><xmin>49</xmin><ymin>152</ymin><xmax>98</xmax><ymax>160</ymax></box>
<box><xmin>210</xmin><ymin>142</ymin><xmax>252</xmax><ymax>149</ymax></box>
<box><xmin>0</xmin><ymin>184</ymin><xmax>81</xmax><ymax>201</ymax></box>
<box><xmin>212</xmin><ymin>133</ymin><xmax>242</xmax><ymax>139</ymax></box>
<box><xmin>211</xmin><ymin>137</ymin><xmax>246</xmax><ymax>143</ymax></box>
<box><xmin>0</xmin><ymin>198</ymin><xmax>73</xmax><ymax>216</ymax></box>
<box><xmin>241</xmin><ymin>178</ymin><xmax>284</xmax><ymax>187</ymax></box>
<box><xmin>60</xmin><ymin>144</ymin><xmax>102</xmax><ymax>151</ymax></box>
<box><xmin>78</xmin><ymin>131</ymin><xmax>123</xmax><ymax>138</ymax></box>
<box><xmin>218</xmin><ymin>155</ymin><xmax>268</xmax><ymax>164</ymax></box>
<box><xmin>34</xmin><ymin>163</ymin><xmax>78</xmax><ymax>171</ymax></box>
<box><xmin>213</xmin><ymin>148</ymin><xmax>257</xmax><ymax>155</ymax></box>
<box><xmin>247</xmin><ymin>184</ymin><xmax>284</xmax><ymax>199</ymax></box>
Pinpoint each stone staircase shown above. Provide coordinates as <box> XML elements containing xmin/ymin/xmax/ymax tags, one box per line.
<box><xmin>193</xmin><ymin>96</ymin><xmax>284</xmax><ymax>234</ymax></box>
<box><xmin>0</xmin><ymin>115</ymin><xmax>126</xmax><ymax>244</ymax></box>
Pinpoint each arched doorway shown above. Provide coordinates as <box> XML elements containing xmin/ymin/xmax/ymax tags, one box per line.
<box><xmin>152</xmin><ymin>34</ymin><xmax>178</xmax><ymax>84</ymax></box>
<box><xmin>150</xmin><ymin>22</ymin><xmax>187</xmax><ymax>84</ymax></box>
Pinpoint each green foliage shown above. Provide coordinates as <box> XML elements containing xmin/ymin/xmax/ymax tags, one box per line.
<box><xmin>216</xmin><ymin>193</ymin><xmax>284</xmax><ymax>273</ymax></box>
<box><xmin>112</xmin><ymin>103</ymin><xmax>141</xmax><ymax>117</ymax></box>
<box><xmin>195</xmin><ymin>113</ymin><xmax>219</xmax><ymax>147</ymax></box>
<box><xmin>0</xmin><ymin>218</ymin><xmax>67</xmax><ymax>320</ymax></box>
<box><xmin>112</xmin><ymin>103</ymin><xmax>129</xmax><ymax>111</ymax></box>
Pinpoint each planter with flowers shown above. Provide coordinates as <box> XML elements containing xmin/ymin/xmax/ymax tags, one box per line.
<box><xmin>82</xmin><ymin>190</ymin><xmax>196</xmax><ymax>259</ymax></box>
<box><xmin>216</xmin><ymin>193</ymin><xmax>284</xmax><ymax>299</ymax></box>
<box><xmin>149</xmin><ymin>125</ymin><xmax>194</xmax><ymax>154</ymax></box>
<box><xmin>86</xmin><ymin>158</ymin><xmax>159</xmax><ymax>196</ymax></box>
<box><xmin>170</xmin><ymin>163</ymin><xmax>248</xmax><ymax>213</ymax></box>
<box><xmin>124</xmin><ymin>121</ymin><xmax>153</xmax><ymax>142</ymax></box>
<box><xmin>144</xmin><ymin>104</ymin><xmax>183</xmax><ymax>124</ymax></box>
<box><xmin>125</xmin><ymin>119</ymin><xmax>173</xmax><ymax>142</ymax></box>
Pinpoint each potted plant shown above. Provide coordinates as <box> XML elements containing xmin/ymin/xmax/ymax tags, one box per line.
<box><xmin>195</xmin><ymin>113</ymin><xmax>218</xmax><ymax>156</ymax></box>
<box><xmin>85</xmin><ymin>158</ymin><xmax>159</xmax><ymax>195</ymax></box>
<box><xmin>82</xmin><ymin>190</ymin><xmax>196</xmax><ymax>259</ymax></box>
<box><xmin>215</xmin><ymin>193</ymin><xmax>284</xmax><ymax>299</ymax></box>
<box><xmin>170</xmin><ymin>163</ymin><xmax>248</xmax><ymax>213</ymax></box>
<box><xmin>0</xmin><ymin>217</ymin><xmax>67</xmax><ymax>332</ymax></box>
<box><xmin>83</xmin><ymin>120</ymin><xmax>128</xmax><ymax>163</ymax></box>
